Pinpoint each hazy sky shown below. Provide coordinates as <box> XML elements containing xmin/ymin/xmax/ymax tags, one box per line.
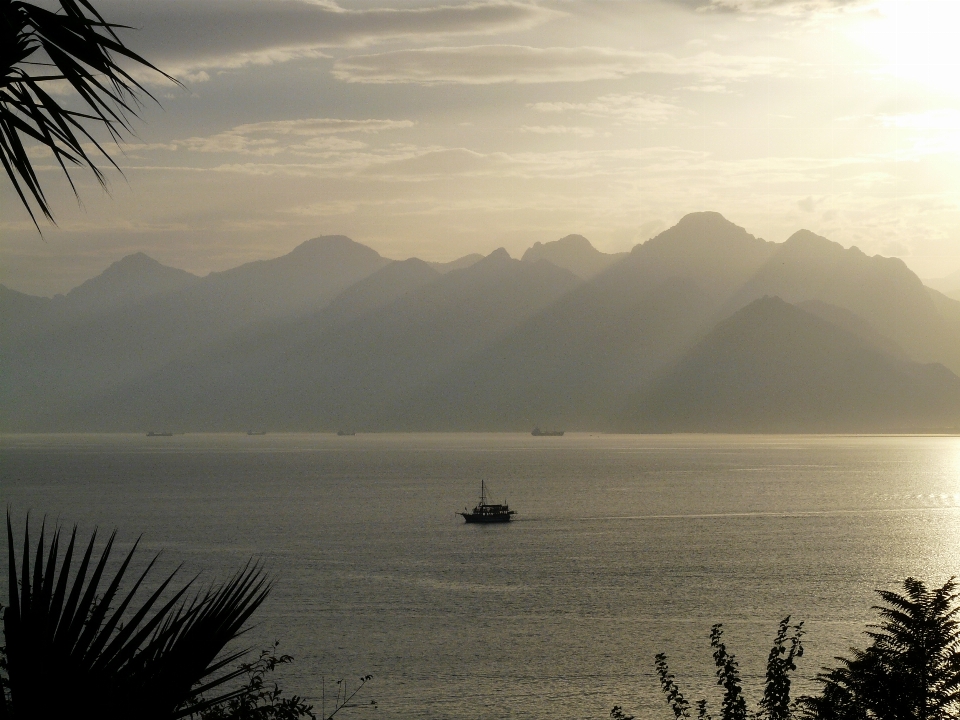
<box><xmin>5</xmin><ymin>0</ymin><xmax>960</xmax><ymax>295</ymax></box>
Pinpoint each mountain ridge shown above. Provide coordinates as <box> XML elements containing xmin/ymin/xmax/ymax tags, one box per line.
<box><xmin>7</xmin><ymin>212</ymin><xmax>960</xmax><ymax>432</ymax></box>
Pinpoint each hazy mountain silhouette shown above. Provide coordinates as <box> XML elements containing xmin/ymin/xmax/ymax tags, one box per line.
<box><xmin>57</xmin><ymin>249</ymin><xmax>581</xmax><ymax>431</ymax></box>
<box><xmin>625</xmin><ymin>296</ymin><xmax>960</xmax><ymax>432</ymax></box>
<box><xmin>316</xmin><ymin>258</ymin><xmax>441</xmax><ymax>330</ymax></box>
<box><xmin>9</xmin><ymin>213</ymin><xmax>960</xmax><ymax>432</ymax></box>
<box><xmin>635</xmin><ymin>211</ymin><xmax>777</xmax><ymax>297</ymax></box>
<box><xmin>0</xmin><ymin>284</ymin><xmax>52</xmax><ymax>337</ymax></box>
<box><xmin>723</xmin><ymin>229</ymin><xmax>954</xmax><ymax>368</ymax></box>
<box><xmin>428</xmin><ymin>254</ymin><xmax>484</xmax><ymax>273</ymax></box>
<box><xmin>925</xmin><ymin>268</ymin><xmax>960</xmax><ymax>301</ymax></box>
<box><xmin>192</xmin><ymin>235</ymin><xmax>390</xmax><ymax>323</ymax></box>
<box><xmin>521</xmin><ymin>234</ymin><xmax>627</xmax><ymax>279</ymax></box>
<box><xmin>1</xmin><ymin>236</ymin><xmax>391</xmax><ymax>429</ymax></box>
<box><xmin>796</xmin><ymin>299</ymin><xmax>908</xmax><ymax>361</ymax></box>
<box><xmin>401</xmin><ymin>213</ymin><xmax>777</xmax><ymax>429</ymax></box>
<box><xmin>56</xmin><ymin>252</ymin><xmax>199</xmax><ymax>318</ymax></box>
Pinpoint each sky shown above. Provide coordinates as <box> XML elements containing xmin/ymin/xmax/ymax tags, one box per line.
<box><xmin>6</xmin><ymin>0</ymin><xmax>960</xmax><ymax>296</ymax></box>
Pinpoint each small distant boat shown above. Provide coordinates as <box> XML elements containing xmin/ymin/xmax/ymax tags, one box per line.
<box><xmin>247</xmin><ymin>431</ymin><xmax>267</xmax><ymax>436</ymax></box>
<box><xmin>458</xmin><ymin>480</ymin><xmax>516</xmax><ymax>524</ymax></box>
<box><xmin>146</xmin><ymin>431</ymin><xmax>173</xmax><ymax>437</ymax></box>
<box><xmin>531</xmin><ymin>427</ymin><xmax>564</xmax><ymax>437</ymax></box>
<box><xmin>337</xmin><ymin>430</ymin><xmax>356</xmax><ymax>436</ymax></box>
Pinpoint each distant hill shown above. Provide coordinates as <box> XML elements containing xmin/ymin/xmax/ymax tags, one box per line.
<box><xmin>625</xmin><ymin>296</ymin><xmax>960</xmax><ymax>433</ymax></box>
<box><xmin>194</xmin><ymin>235</ymin><xmax>391</xmax><ymax>323</ymax></box>
<box><xmin>404</xmin><ymin>213</ymin><xmax>778</xmax><ymax>429</ymax></box>
<box><xmin>428</xmin><ymin>254</ymin><xmax>484</xmax><ymax>274</ymax></box>
<box><xmin>723</xmin><ymin>229</ymin><xmax>954</xmax><ymax>369</ymax></box>
<box><xmin>55</xmin><ymin>252</ymin><xmax>199</xmax><ymax>319</ymax></box>
<box><xmin>8</xmin><ymin>213</ymin><xmax>960</xmax><ymax>432</ymax></box>
<box><xmin>634</xmin><ymin>211</ymin><xmax>777</xmax><ymax>298</ymax></box>
<box><xmin>925</xmin><ymin>268</ymin><xmax>960</xmax><ymax>301</ymax></box>
<box><xmin>521</xmin><ymin>234</ymin><xmax>627</xmax><ymax>279</ymax></box>
<box><xmin>58</xmin><ymin>249</ymin><xmax>582</xmax><ymax>431</ymax></box>
<box><xmin>0</xmin><ymin>236</ymin><xmax>391</xmax><ymax>429</ymax></box>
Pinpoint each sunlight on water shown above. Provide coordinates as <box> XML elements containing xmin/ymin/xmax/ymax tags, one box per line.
<box><xmin>3</xmin><ymin>433</ymin><xmax>960</xmax><ymax>718</ymax></box>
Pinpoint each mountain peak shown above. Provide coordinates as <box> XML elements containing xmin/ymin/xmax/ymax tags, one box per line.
<box><xmin>112</xmin><ymin>251</ymin><xmax>161</xmax><ymax>268</ymax></box>
<box><xmin>641</xmin><ymin>212</ymin><xmax>762</xmax><ymax>254</ymax></box>
<box><xmin>527</xmin><ymin>234</ymin><xmax>594</xmax><ymax>252</ymax></box>
<box><xmin>486</xmin><ymin>247</ymin><xmax>513</xmax><ymax>261</ymax></box>
<box><xmin>288</xmin><ymin>235</ymin><xmax>379</xmax><ymax>259</ymax></box>
<box><xmin>522</xmin><ymin>234</ymin><xmax>624</xmax><ymax>279</ymax></box>
<box><xmin>60</xmin><ymin>252</ymin><xmax>197</xmax><ymax>316</ymax></box>
<box><xmin>674</xmin><ymin>211</ymin><xmax>738</xmax><ymax>230</ymax></box>
<box><xmin>784</xmin><ymin>229</ymin><xmax>839</xmax><ymax>250</ymax></box>
<box><xmin>632</xmin><ymin>212</ymin><xmax>775</xmax><ymax>297</ymax></box>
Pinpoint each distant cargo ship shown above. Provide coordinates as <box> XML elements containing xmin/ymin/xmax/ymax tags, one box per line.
<box><xmin>247</xmin><ymin>431</ymin><xmax>267</xmax><ymax>436</ymax></box>
<box><xmin>146</xmin><ymin>431</ymin><xmax>173</xmax><ymax>437</ymax></box>
<box><xmin>531</xmin><ymin>427</ymin><xmax>563</xmax><ymax>436</ymax></box>
<box><xmin>458</xmin><ymin>480</ymin><xmax>516</xmax><ymax>523</ymax></box>
<box><xmin>337</xmin><ymin>430</ymin><xmax>356</xmax><ymax>436</ymax></box>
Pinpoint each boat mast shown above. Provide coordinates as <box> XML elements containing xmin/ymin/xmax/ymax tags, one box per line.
<box><xmin>480</xmin><ymin>479</ymin><xmax>487</xmax><ymax>506</ymax></box>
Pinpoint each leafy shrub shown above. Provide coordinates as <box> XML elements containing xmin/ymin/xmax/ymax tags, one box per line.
<box><xmin>613</xmin><ymin>616</ymin><xmax>804</xmax><ymax>720</ymax></box>
<box><xmin>798</xmin><ymin>578</ymin><xmax>960</xmax><ymax>720</ymax></box>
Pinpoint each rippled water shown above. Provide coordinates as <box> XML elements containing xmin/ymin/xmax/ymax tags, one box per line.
<box><xmin>3</xmin><ymin>433</ymin><xmax>960</xmax><ymax>718</ymax></box>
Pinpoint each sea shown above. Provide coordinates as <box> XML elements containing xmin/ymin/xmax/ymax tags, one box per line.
<box><xmin>3</xmin><ymin>432</ymin><xmax>960</xmax><ymax>719</ymax></box>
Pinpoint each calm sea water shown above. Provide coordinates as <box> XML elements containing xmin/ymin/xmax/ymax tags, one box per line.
<box><xmin>3</xmin><ymin>433</ymin><xmax>960</xmax><ymax>719</ymax></box>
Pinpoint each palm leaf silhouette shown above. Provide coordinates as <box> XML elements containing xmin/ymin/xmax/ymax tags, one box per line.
<box><xmin>0</xmin><ymin>0</ymin><xmax>177</xmax><ymax>229</ymax></box>
<box><xmin>2</xmin><ymin>512</ymin><xmax>270</xmax><ymax>719</ymax></box>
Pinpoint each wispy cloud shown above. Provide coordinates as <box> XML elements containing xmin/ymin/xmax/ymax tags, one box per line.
<box><xmin>169</xmin><ymin>118</ymin><xmax>414</xmax><ymax>157</ymax></box>
<box><xmin>520</xmin><ymin>125</ymin><xmax>597</xmax><ymax>137</ymax></box>
<box><xmin>102</xmin><ymin>0</ymin><xmax>556</xmax><ymax>78</ymax></box>
<box><xmin>332</xmin><ymin>45</ymin><xmax>788</xmax><ymax>84</ymax></box>
<box><xmin>530</xmin><ymin>93</ymin><xmax>680</xmax><ymax>124</ymax></box>
<box><xmin>694</xmin><ymin>0</ymin><xmax>871</xmax><ymax>16</ymax></box>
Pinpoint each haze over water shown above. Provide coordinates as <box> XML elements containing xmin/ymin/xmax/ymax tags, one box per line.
<box><xmin>3</xmin><ymin>432</ymin><xmax>960</xmax><ymax>718</ymax></box>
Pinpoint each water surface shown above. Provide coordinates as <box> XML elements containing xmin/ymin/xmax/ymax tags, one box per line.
<box><xmin>3</xmin><ymin>433</ymin><xmax>960</xmax><ymax>718</ymax></box>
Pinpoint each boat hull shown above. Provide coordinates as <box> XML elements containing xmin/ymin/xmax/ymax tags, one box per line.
<box><xmin>460</xmin><ymin>512</ymin><xmax>513</xmax><ymax>523</ymax></box>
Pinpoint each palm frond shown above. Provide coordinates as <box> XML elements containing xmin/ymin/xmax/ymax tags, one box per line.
<box><xmin>2</xmin><ymin>512</ymin><xmax>271</xmax><ymax>719</ymax></box>
<box><xmin>0</xmin><ymin>0</ymin><xmax>179</xmax><ymax>229</ymax></box>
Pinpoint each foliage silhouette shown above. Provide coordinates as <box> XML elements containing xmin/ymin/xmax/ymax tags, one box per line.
<box><xmin>797</xmin><ymin>577</ymin><xmax>960</xmax><ymax>720</ymax></box>
<box><xmin>0</xmin><ymin>512</ymin><xmax>271</xmax><ymax>719</ymax></box>
<box><xmin>191</xmin><ymin>643</ymin><xmax>316</xmax><ymax>720</ymax></box>
<box><xmin>1</xmin><ymin>0</ymin><xmax>175</xmax><ymax>228</ymax></box>
<box><xmin>631</xmin><ymin>617</ymin><xmax>804</xmax><ymax>720</ymax></box>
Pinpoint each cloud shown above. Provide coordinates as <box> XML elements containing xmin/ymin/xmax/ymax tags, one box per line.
<box><xmin>101</xmin><ymin>0</ymin><xmax>554</xmax><ymax>77</ymax></box>
<box><xmin>531</xmin><ymin>93</ymin><xmax>680</xmax><ymax>124</ymax></box>
<box><xmin>174</xmin><ymin>118</ymin><xmax>414</xmax><ymax>157</ymax></box>
<box><xmin>520</xmin><ymin>125</ymin><xmax>597</xmax><ymax>137</ymax></box>
<box><xmin>688</xmin><ymin>0</ymin><xmax>871</xmax><ymax>15</ymax></box>
<box><xmin>332</xmin><ymin>45</ymin><xmax>788</xmax><ymax>84</ymax></box>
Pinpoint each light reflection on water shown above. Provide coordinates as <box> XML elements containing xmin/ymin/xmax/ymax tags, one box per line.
<box><xmin>3</xmin><ymin>433</ymin><xmax>960</xmax><ymax>718</ymax></box>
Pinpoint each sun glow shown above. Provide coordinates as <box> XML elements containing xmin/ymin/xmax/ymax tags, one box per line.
<box><xmin>852</xmin><ymin>0</ymin><xmax>960</xmax><ymax>96</ymax></box>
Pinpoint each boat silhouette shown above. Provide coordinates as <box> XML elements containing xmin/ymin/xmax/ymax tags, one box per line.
<box><xmin>531</xmin><ymin>427</ymin><xmax>563</xmax><ymax>436</ymax></box>
<box><xmin>458</xmin><ymin>480</ymin><xmax>516</xmax><ymax>523</ymax></box>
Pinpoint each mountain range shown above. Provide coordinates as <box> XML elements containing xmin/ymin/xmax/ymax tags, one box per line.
<box><xmin>5</xmin><ymin>212</ymin><xmax>960</xmax><ymax>433</ymax></box>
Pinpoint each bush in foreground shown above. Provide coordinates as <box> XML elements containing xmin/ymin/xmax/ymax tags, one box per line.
<box><xmin>798</xmin><ymin>578</ymin><xmax>960</xmax><ymax>720</ymax></box>
<box><xmin>627</xmin><ymin>578</ymin><xmax>960</xmax><ymax>720</ymax></box>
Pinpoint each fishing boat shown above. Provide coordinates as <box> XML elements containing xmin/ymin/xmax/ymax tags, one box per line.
<box><xmin>458</xmin><ymin>480</ymin><xmax>516</xmax><ymax>523</ymax></box>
